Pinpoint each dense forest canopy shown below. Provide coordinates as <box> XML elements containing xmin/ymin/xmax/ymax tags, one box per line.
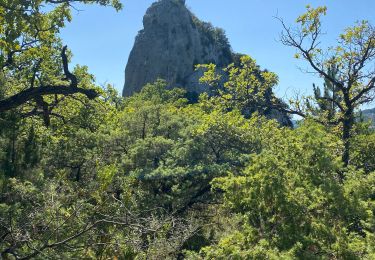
<box><xmin>0</xmin><ymin>1</ymin><xmax>375</xmax><ymax>259</ymax></box>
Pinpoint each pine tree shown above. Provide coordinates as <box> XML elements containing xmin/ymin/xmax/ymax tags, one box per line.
<box><xmin>311</xmin><ymin>63</ymin><xmax>342</xmax><ymax>121</ymax></box>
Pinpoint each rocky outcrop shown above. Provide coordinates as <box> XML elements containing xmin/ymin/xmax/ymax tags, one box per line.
<box><xmin>122</xmin><ymin>0</ymin><xmax>292</xmax><ymax>126</ymax></box>
<box><xmin>123</xmin><ymin>0</ymin><xmax>232</xmax><ymax>97</ymax></box>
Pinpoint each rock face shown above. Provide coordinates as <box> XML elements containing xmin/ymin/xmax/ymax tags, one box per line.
<box><xmin>123</xmin><ymin>0</ymin><xmax>292</xmax><ymax>126</ymax></box>
<box><xmin>123</xmin><ymin>0</ymin><xmax>232</xmax><ymax>97</ymax></box>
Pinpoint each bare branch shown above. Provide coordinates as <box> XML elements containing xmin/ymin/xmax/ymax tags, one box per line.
<box><xmin>277</xmin><ymin>16</ymin><xmax>345</xmax><ymax>90</ymax></box>
<box><xmin>352</xmin><ymin>76</ymin><xmax>375</xmax><ymax>105</ymax></box>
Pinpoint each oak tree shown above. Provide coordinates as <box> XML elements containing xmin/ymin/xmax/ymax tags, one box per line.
<box><xmin>279</xmin><ymin>6</ymin><xmax>375</xmax><ymax>167</ymax></box>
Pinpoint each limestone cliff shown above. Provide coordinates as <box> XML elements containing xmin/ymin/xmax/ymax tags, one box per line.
<box><xmin>122</xmin><ymin>0</ymin><xmax>232</xmax><ymax>97</ymax></box>
<box><xmin>122</xmin><ymin>0</ymin><xmax>292</xmax><ymax>126</ymax></box>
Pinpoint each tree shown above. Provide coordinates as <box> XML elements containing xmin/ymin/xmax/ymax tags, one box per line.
<box><xmin>114</xmin><ymin>80</ymin><xmax>263</xmax><ymax>214</ymax></box>
<box><xmin>197</xmin><ymin>55</ymin><xmax>292</xmax><ymax>126</ymax></box>
<box><xmin>0</xmin><ymin>0</ymin><xmax>121</xmax><ymax>124</ymax></box>
<box><xmin>201</xmin><ymin>121</ymin><xmax>375</xmax><ymax>259</ymax></box>
<box><xmin>309</xmin><ymin>63</ymin><xmax>342</xmax><ymax>121</ymax></box>
<box><xmin>278</xmin><ymin>5</ymin><xmax>375</xmax><ymax>168</ymax></box>
<box><xmin>0</xmin><ymin>83</ymin><xmax>200</xmax><ymax>259</ymax></box>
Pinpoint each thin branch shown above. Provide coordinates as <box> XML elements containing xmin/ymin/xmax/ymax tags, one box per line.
<box><xmin>352</xmin><ymin>76</ymin><xmax>375</xmax><ymax>105</ymax></box>
<box><xmin>277</xmin><ymin>16</ymin><xmax>345</xmax><ymax>90</ymax></box>
<box><xmin>316</xmin><ymin>95</ymin><xmax>345</xmax><ymax>112</ymax></box>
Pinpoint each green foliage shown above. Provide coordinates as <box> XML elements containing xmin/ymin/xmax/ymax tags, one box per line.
<box><xmin>1</xmin><ymin>3</ymin><xmax>375</xmax><ymax>259</ymax></box>
<box><xmin>197</xmin><ymin>55</ymin><xmax>291</xmax><ymax>126</ymax></box>
<box><xmin>281</xmin><ymin>5</ymin><xmax>375</xmax><ymax>166</ymax></box>
<box><xmin>203</xmin><ymin>121</ymin><xmax>375</xmax><ymax>259</ymax></box>
<box><xmin>310</xmin><ymin>63</ymin><xmax>342</xmax><ymax>122</ymax></box>
<box><xmin>109</xmin><ymin>81</ymin><xmax>267</xmax><ymax>214</ymax></box>
<box><xmin>1</xmin><ymin>78</ymin><xmax>375</xmax><ymax>259</ymax></box>
<box><xmin>0</xmin><ymin>0</ymin><xmax>122</xmax><ymax>119</ymax></box>
<box><xmin>352</xmin><ymin>132</ymin><xmax>375</xmax><ymax>173</ymax></box>
<box><xmin>191</xmin><ymin>14</ymin><xmax>232</xmax><ymax>65</ymax></box>
<box><xmin>296</xmin><ymin>5</ymin><xmax>327</xmax><ymax>35</ymax></box>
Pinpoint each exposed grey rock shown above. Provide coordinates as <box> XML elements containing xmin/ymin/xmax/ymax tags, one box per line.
<box><xmin>123</xmin><ymin>0</ymin><xmax>232</xmax><ymax>97</ymax></box>
<box><xmin>122</xmin><ymin>0</ymin><xmax>292</xmax><ymax>126</ymax></box>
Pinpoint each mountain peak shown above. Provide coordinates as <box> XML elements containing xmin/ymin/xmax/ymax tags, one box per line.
<box><xmin>122</xmin><ymin>0</ymin><xmax>232</xmax><ymax>97</ymax></box>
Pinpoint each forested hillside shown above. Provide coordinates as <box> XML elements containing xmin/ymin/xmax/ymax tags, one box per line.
<box><xmin>362</xmin><ymin>107</ymin><xmax>375</xmax><ymax>127</ymax></box>
<box><xmin>1</xmin><ymin>1</ymin><xmax>375</xmax><ymax>259</ymax></box>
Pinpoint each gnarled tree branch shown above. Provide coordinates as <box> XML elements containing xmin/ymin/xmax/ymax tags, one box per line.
<box><xmin>0</xmin><ymin>46</ymin><xmax>98</xmax><ymax>113</ymax></box>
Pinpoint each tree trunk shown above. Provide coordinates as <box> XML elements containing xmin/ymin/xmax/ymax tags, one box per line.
<box><xmin>342</xmin><ymin>104</ymin><xmax>353</xmax><ymax>169</ymax></box>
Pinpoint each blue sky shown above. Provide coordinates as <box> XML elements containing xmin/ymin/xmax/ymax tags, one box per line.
<box><xmin>60</xmin><ymin>0</ymin><xmax>375</xmax><ymax>108</ymax></box>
